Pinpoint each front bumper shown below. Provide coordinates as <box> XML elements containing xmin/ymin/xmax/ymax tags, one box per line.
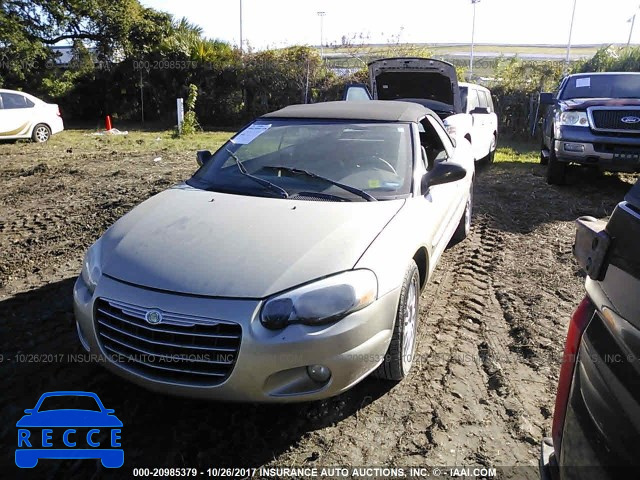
<box><xmin>554</xmin><ymin>126</ymin><xmax>640</xmax><ymax>172</ymax></box>
<box><xmin>73</xmin><ymin>274</ymin><xmax>400</xmax><ymax>403</ymax></box>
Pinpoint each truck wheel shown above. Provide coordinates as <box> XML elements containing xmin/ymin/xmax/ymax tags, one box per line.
<box><xmin>546</xmin><ymin>150</ymin><xmax>567</xmax><ymax>185</ymax></box>
<box><xmin>374</xmin><ymin>260</ymin><xmax>420</xmax><ymax>381</ymax></box>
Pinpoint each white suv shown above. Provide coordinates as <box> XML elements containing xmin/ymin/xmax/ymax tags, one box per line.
<box><xmin>0</xmin><ymin>89</ymin><xmax>64</xmax><ymax>142</ymax></box>
<box><xmin>344</xmin><ymin>58</ymin><xmax>498</xmax><ymax>163</ymax></box>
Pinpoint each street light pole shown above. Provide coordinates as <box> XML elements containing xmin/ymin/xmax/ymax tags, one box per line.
<box><xmin>470</xmin><ymin>0</ymin><xmax>480</xmax><ymax>80</ymax></box>
<box><xmin>317</xmin><ymin>11</ymin><xmax>326</xmax><ymax>59</ymax></box>
<box><xmin>565</xmin><ymin>0</ymin><xmax>577</xmax><ymax>73</ymax></box>
<box><xmin>629</xmin><ymin>14</ymin><xmax>637</xmax><ymax>48</ymax></box>
<box><xmin>239</xmin><ymin>0</ymin><xmax>243</xmax><ymax>53</ymax></box>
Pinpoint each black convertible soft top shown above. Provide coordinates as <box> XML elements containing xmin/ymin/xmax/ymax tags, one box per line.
<box><xmin>262</xmin><ymin>100</ymin><xmax>434</xmax><ymax>123</ymax></box>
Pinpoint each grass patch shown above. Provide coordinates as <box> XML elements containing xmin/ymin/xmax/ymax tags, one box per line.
<box><xmin>494</xmin><ymin>139</ymin><xmax>539</xmax><ymax>165</ymax></box>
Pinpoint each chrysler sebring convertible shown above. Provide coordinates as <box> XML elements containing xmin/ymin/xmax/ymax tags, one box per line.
<box><xmin>73</xmin><ymin>101</ymin><xmax>475</xmax><ymax>402</ymax></box>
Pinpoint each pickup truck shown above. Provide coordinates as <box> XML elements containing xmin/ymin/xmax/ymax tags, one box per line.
<box><xmin>344</xmin><ymin>58</ymin><xmax>498</xmax><ymax>163</ymax></box>
<box><xmin>540</xmin><ymin>72</ymin><xmax>640</xmax><ymax>184</ymax></box>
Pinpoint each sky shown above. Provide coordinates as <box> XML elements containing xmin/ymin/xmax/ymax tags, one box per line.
<box><xmin>141</xmin><ymin>0</ymin><xmax>640</xmax><ymax>49</ymax></box>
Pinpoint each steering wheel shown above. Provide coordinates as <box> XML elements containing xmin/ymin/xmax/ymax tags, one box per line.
<box><xmin>356</xmin><ymin>156</ymin><xmax>398</xmax><ymax>175</ymax></box>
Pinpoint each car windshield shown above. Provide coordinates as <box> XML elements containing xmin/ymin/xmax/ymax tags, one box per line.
<box><xmin>37</xmin><ymin>395</ymin><xmax>102</xmax><ymax>412</ymax></box>
<box><xmin>187</xmin><ymin>120</ymin><xmax>414</xmax><ymax>201</ymax></box>
<box><xmin>560</xmin><ymin>74</ymin><xmax>640</xmax><ymax>100</ymax></box>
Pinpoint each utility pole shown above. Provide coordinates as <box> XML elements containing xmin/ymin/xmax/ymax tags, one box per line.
<box><xmin>565</xmin><ymin>0</ymin><xmax>577</xmax><ymax>73</ymax></box>
<box><xmin>317</xmin><ymin>11</ymin><xmax>326</xmax><ymax>59</ymax></box>
<box><xmin>470</xmin><ymin>0</ymin><xmax>480</xmax><ymax>80</ymax></box>
<box><xmin>629</xmin><ymin>14</ymin><xmax>637</xmax><ymax>48</ymax></box>
<box><xmin>239</xmin><ymin>0</ymin><xmax>243</xmax><ymax>53</ymax></box>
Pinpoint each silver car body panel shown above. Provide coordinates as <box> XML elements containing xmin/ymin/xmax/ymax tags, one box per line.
<box><xmin>74</xmin><ymin>116</ymin><xmax>475</xmax><ymax>402</ymax></box>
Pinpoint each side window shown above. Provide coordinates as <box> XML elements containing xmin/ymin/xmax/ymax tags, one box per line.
<box><xmin>485</xmin><ymin>91</ymin><xmax>495</xmax><ymax>112</ymax></box>
<box><xmin>477</xmin><ymin>90</ymin><xmax>489</xmax><ymax>109</ymax></box>
<box><xmin>419</xmin><ymin>116</ymin><xmax>452</xmax><ymax>169</ymax></box>
<box><xmin>344</xmin><ymin>85</ymin><xmax>372</xmax><ymax>101</ymax></box>
<box><xmin>460</xmin><ymin>87</ymin><xmax>469</xmax><ymax>113</ymax></box>
<box><xmin>467</xmin><ymin>89</ymin><xmax>480</xmax><ymax>112</ymax></box>
<box><xmin>1</xmin><ymin>93</ymin><xmax>34</xmax><ymax>109</ymax></box>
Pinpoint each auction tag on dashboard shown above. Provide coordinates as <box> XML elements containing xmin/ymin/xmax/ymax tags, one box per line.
<box><xmin>231</xmin><ymin>124</ymin><xmax>271</xmax><ymax>144</ymax></box>
<box><xmin>575</xmin><ymin>77</ymin><xmax>591</xmax><ymax>88</ymax></box>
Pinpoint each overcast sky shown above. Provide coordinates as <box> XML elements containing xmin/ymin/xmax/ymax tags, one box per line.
<box><xmin>141</xmin><ymin>0</ymin><xmax>640</xmax><ymax>49</ymax></box>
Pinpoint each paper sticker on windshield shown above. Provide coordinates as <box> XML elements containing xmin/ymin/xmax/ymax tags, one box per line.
<box><xmin>231</xmin><ymin>124</ymin><xmax>271</xmax><ymax>144</ymax></box>
<box><xmin>575</xmin><ymin>78</ymin><xmax>591</xmax><ymax>88</ymax></box>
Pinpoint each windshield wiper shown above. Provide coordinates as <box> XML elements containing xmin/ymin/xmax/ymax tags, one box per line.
<box><xmin>262</xmin><ymin>166</ymin><xmax>376</xmax><ymax>202</ymax></box>
<box><xmin>225</xmin><ymin>148</ymin><xmax>288</xmax><ymax>199</ymax></box>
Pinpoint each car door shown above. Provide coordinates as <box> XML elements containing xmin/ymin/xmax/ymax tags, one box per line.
<box><xmin>466</xmin><ymin>87</ymin><xmax>484</xmax><ymax>160</ymax></box>
<box><xmin>470</xmin><ymin>88</ymin><xmax>492</xmax><ymax>159</ymax></box>
<box><xmin>417</xmin><ymin>116</ymin><xmax>465</xmax><ymax>260</ymax></box>
<box><xmin>0</xmin><ymin>92</ymin><xmax>35</xmax><ymax>138</ymax></box>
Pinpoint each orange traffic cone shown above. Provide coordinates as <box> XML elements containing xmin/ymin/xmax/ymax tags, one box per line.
<box><xmin>105</xmin><ymin>115</ymin><xmax>112</xmax><ymax>131</ymax></box>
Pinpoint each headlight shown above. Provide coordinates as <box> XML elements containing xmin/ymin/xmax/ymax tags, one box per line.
<box><xmin>260</xmin><ymin>270</ymin><xmax>378</xmax><ymax>330</ymax></box>
<box><xmin>557</xmin><ymin>111</ymin><xmax>589</xmax><ymax>127</ymax></box>
<box><xmin>80</xmin><ymin>241</ymin><xmax>102</xmax><ymax>294</ymax></box>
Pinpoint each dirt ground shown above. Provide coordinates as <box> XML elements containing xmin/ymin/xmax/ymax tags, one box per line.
<box><xmin>0</xmin><ymin>133</ymin><xmax>635</xmax><ymax>479</ymax></box>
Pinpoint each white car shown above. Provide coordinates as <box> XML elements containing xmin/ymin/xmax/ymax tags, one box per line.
<box><xmin>345</xmin><ymin>58</ymin><xmax>498</xmax><ymax>163</ymax></box>
<box><xmin>0</xmin><ymin>89</ymin><xmax>64</xmax><ymax>142</ymax></box>
<box><xmin>73</xmin><ymin>101</ymin><xmax>475</xmax><ymax>402</ymax></box>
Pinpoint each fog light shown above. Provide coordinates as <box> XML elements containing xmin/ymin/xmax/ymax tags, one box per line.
<box><xmin>307</xmin><ymin>365</ymin><xmax>331</xmax><ymax>383</ymax></box>
<box><xmin>564</xmin><ymin>143</ymin><xmax>585</xmax><ymax>153</ymax></box>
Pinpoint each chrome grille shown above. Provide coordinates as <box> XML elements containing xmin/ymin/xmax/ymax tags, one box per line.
<box><xmin>95</xmin><ymin>298</ymin><xmax>241</xmax><ymax>386</ymax></box>
<box><xmin>590</xmin><ymin>108</ymin><xmax>640</xmax><ymax>133</ymax></box>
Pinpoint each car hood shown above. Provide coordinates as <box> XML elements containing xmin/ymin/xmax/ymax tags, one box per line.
<box><xmin>563</xmin><ymin>98</ymin><xmax>640</xmax><ymax>110</ymax></box>
<box><xmin>369</xmin><ymin>58</ymin><xmax>461</xmax><ymax>113</ymax></box>
<box><xmin>100</xmin><ymin>186</ymin><xmax>405</xmax><ymax>298</ymax></box>
<box><xmin>16</xmin><ymin>411</ymin><xmax>122</xmax><ymax>427</ymax></box>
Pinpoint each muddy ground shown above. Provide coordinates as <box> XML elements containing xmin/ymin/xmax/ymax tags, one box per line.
<box><xmin>0</xmin><ymin>135</ymin><xmax>635</xmax><ymax>479</ymax></box>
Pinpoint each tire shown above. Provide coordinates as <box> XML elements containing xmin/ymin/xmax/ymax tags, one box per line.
<box><xmin>546</xmin><ymin>140</ymin><xmax>567</xmax><ymax>185</ymax></box>
<box><xmin>374</xmin><ymin>260</ymin><xmax>420</xmax><ymax>381</ymax></box>
<box><xmin>482</xmin><ymin>133</ymin><xmax>497</xmax><ymax>164</ymax></box>
<box><xmin>452</xmin><ymin>183</ymin><xmax>473</xmax><ymax>243</ymax></box>
<box><xmin>32</xmin><ymin>123</ymin><xmax>51</xmax><ymax>143</ymax></box>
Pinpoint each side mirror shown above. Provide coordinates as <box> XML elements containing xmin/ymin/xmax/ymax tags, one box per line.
<box><xmin>196</xmin><ymin>150</ymin><xmax>212</xmax><ymax>167</ymax></box>
<box><xmin>421</xmin><ymin>162</ymin><xmax>467</xmax><ymax>192</ymax></box>
<box><xmin>24</xmin><ymin>409</ymin><xmax>33</xmax><ymax>414</ymax></box>
<box><xmin>540</xmin><ymin>92</ymin><xmax>554</xmax><ymax>105</ymax></box>
<box><xmin>104</xmin><ymin>409</ymin><xmax>115</xmax><ymax>414</ymax></box>
<box><xmin>470</xmin><ymin>107</ymin><xmax>490</xmax><ymax>115</ymax></box>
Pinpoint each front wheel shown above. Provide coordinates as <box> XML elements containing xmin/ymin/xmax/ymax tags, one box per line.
<box><xmin>32</xmin><ymin>124</ymin><xmax>51</xmax><ymax>143</ymax></box>
<box><xmin>451</xmin><ymin>184</ymin><xmax>473</xmax><ymax>243</ymax></box>
<box><xmin>374</xmin><ymin>260</ymin><xmax>420</xmax><ymax>381</ymax></box>
<box><xmin>546</xmin><ymin>142</ymin><xmax>567</xmax><ymax>185</ymax></box>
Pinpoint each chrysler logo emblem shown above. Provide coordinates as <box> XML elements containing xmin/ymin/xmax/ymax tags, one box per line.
<box><xmin>621</xmin><ymin>116</ymin><xmax>640</xmax><ymax>124</ymax></box>
<box><xmin>145</xmin><ymin>309</ymin><xmax>163</xmax><ymax>325</ymax></box>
